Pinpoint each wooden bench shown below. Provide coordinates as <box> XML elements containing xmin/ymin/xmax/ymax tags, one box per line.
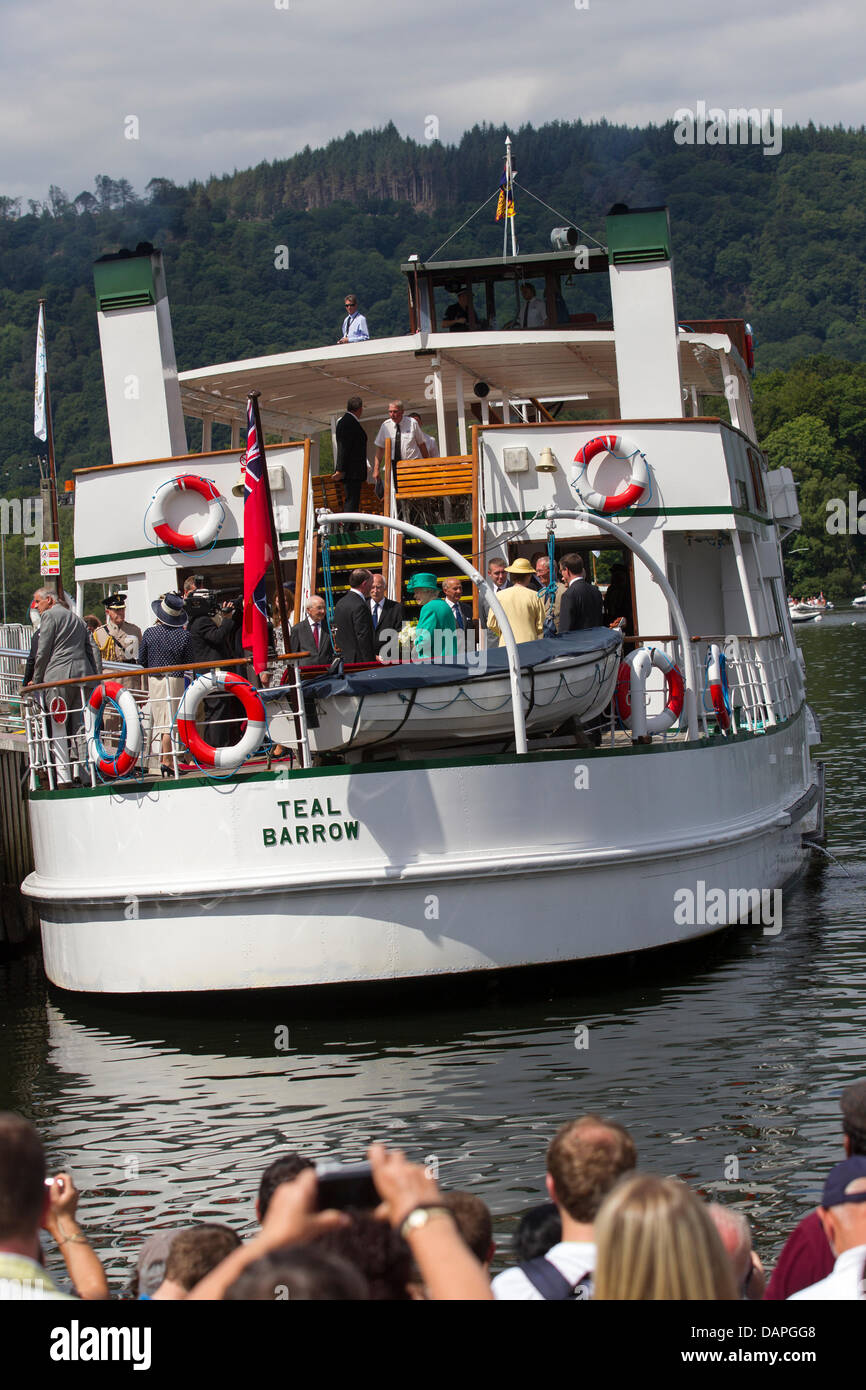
<box><xmin>394</xmin><ymin>456</ymin><xmax>473</xmax><ymax>499</ymax></box>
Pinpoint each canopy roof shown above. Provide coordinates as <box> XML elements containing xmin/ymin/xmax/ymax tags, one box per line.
<box><xmin>179</xmin><ymin>329</ymin><xmax>735</xmax><ymax>438</ymax></box>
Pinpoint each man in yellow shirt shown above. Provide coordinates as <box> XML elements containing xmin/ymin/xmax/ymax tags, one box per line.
<box><xmin>486</xmin><ymin>558</ymin><xmax>547</xmax><ymax>646</ymax></box>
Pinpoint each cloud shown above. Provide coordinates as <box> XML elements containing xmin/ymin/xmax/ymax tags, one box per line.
<box><xmin>1</xmin><ymin>0</ymin><xmax>864</xmax><ymax>204</ymax></box>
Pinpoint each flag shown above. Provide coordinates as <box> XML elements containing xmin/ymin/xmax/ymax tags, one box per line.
<box><xmin>34</xmin><ymin>304</ymin><xmax>47</xmax><ymax>441</ymax></box>
<box><xmin>241</xmin><ymin>399</ymin><xmax>272</xmax><ymax>673</ymax></box>
<box><xmin>495</xmin><ymin>169</ymin><xmax>514</xmax><ymax>222</ymax></box>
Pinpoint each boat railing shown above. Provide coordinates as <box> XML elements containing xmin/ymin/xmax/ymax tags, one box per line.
<box><xmin>620</xmin><ymin>632</ymin><xmax>797</xmax><ymax>739</ymax></box>
<box><xmin>18</xmin><ymin>656</ymin><xmax>311</xmax><ymax>790</ymax></box>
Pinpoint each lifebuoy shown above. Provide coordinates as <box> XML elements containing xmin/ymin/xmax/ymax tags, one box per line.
<box><xmin>150</xmin><ymin>475</ymin><xmax>224</xmax><ymax>552</ymax></box>
<box><xmin>572</xmin><ymin>434</ymin><xmax>650</xmax><ymax>513</ymax></box>
<box><xmin>706</xmin><ymin>642</ymin><xmax>731</xmax><ymax>731</ymax></box>
<box><xmin>85</xmin><ymin>680</ymin><xmax>142</xmax><ymax>778</ymax></box>
<box><xmin>615</xmin><ymin>646</ymin><xmax>684</xmax><ymax>737</ymax></box>
<box><xmin>176</xmin><ymin>671</ymin><xmax>266</xmax><ymax>770</ymax></box>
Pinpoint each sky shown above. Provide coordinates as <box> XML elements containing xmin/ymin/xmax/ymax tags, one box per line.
<box><xmin>2</xmin><ymin>0</ymin><xmax>865</xmax><ymax>206</ymax></box>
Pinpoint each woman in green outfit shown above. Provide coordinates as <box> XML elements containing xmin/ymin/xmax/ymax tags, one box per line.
<box><xmin>406</xmin><ymin>572</ymin><xmax>456</xmax><ymax>662</ymax></box>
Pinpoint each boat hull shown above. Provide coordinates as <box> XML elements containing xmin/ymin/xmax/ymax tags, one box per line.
<box><xmin>23</xmin><ymin>708</ymin><xmax>819</xmax><ymax>993</ymax></box>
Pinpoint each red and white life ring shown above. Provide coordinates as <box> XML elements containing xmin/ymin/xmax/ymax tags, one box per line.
<box><xmin>572</xmin><ymin>434</ymin><xmax>650</xmax><ymax>513</ymax></box>
<box><xmin>706</xmin><ymin>642</ymin><xmax>731</xmax><ymax>731</ymax></box>
<box><xmin>85</xmin><ymin>680</ymin><xmax>142</xmax><ymax>779</ymax></box>
<box><xmin>176</xmin><ymin>671</ymin><xmax>266</xmax><ymax>770</ymax></box>
<box><xmin>150</xmin><ymin>475</ymin><xmax>224</xmax><ymax>552</ymax></box>
<box><xmin>616</xmin><ymin>646</ymin><xmax>684</xmax><ymax>737</ymax></box>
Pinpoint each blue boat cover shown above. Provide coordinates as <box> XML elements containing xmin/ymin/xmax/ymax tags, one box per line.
<box><xmin>260</xmin><ymin>628</ymin><xmax>621</xmax><ymax>701</ymax></box>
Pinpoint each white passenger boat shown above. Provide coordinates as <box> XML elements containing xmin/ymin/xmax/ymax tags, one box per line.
<box><xmin>16</xmin><ymin>168</ymin><xmax>823</xmax><ymax>993</ymax></box>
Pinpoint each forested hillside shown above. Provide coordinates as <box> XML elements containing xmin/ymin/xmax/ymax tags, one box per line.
<box><xmin>1</xmin><ymin>117</ymin><xmax>865</xmax><ymax>615</ymax></box>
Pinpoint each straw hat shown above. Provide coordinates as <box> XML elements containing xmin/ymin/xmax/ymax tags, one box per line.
<box><xmin>505</xmin><ymin>557</ymin><xmax>534</xmax><ymax>575</ymax></box>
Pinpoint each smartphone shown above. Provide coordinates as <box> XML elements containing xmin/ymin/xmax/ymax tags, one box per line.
<box><xmin>314</xmin><ymin>1161</ymin><xmax>379</xmax><ymax>1212</ymax></box>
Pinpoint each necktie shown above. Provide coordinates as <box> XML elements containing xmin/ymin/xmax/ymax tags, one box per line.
<box><xmin>373</xmin><ymin>603</ymin><xmax>381</xmax><ymax>629</ymax></box>
<box><xmin>312</xmin><ymin>622</ymin><xmax>320</xmax><ymax>649</ymax></box>
<box><xmin>392</xmin><ymin>424</ymin><xmax>402</xmax><ymax>463</ymax></box>
<box><xmin>453</xmin><ymin>603</ymin><xmax>465</xmax><ymax>630</ymax></box>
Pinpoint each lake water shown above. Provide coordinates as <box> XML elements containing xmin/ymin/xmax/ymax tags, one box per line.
<box><xmin>1</xmin><ymin>612</ymin><xmax>864</xmax><ymax>1290</ymax></box>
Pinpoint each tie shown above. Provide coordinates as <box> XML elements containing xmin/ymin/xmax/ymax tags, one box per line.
<box><xmin>312</xmin><ymin>622</ymin><xmax>320</xmax><ymax>649</ymax></box>
<box><xmin>453</xmin><ymin>603</ymin><xmax>465</xmax><ymax>630</ymax></box>
<box><xmin>392</xmin><ymin>424</ymin><xmax>402</xmax><ymax>464</ymax></box>
<box><xmin>373</xmin><ymin>603</ymin><xmax>381</xmax><ymax>629</ymax></box>
<box><xmin>523</xmin><ymin>303</ymin><xmax>529</xmax><ymax>327</ymax></box>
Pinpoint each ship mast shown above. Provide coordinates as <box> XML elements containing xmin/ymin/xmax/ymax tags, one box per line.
<box><xmin>503</xmin><ymin>136</ymin><xmax>518</xmax><ymax>260</ymax></box>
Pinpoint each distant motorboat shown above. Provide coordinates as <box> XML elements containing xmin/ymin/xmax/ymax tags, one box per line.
<box><xmin>853</xmin><ymin>595</ymin><xmax>866</xmax><ymax>608</ymax></box>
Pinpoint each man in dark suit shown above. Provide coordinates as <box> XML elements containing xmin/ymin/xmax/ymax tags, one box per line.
<box><xmin>333</xmin><ymin>395</ymin><xmax>368</xmax><ymax>524</ymax></box>
<box><xmin>478</xmin><ymin>555</ymin><xmax>512</xmax><ymax>622</ymax></box>
<box><xmin>332</xmin><ymin>569</ymin><xmax>376</xmax><ymax>664</ymax></box>
<box><xmin>440</xmin><ymin>577</ymin><xmax>472</xmax><ymax>630</ymax></box>
<box><xmin>289</xmin><ymin>595</ymin><xmax>334</xmax><ymax>665</ymax></box>
<box><xmin>558</xmin><ymin>553</ymin><xmax>604</xmax><ymax>632</ymax></box>
<box><xmin>368</xmin><ymin>574</ymin><xmax>403</xmax><ymax>654</ymax></box>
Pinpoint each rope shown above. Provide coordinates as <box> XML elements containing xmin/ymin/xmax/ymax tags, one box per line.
<box><xmin>427</xmin><ymin>189</ymin><xmax>501</xmax><ymax>261</ymax></box>
<box><xmin>511</xmin><ymin>182</ymin><xmax>607</xmax><ymax>250</ymax></box>
<box><xmin>320</xmin><ymin>533</ymin><xmax>338</xmax><ymax>649</ymax></box>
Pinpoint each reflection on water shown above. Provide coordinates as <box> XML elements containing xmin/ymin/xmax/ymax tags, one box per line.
<box><xmin>1</xmin><ymin>616</ymin><xmax>865</xmax><ymax>1288</ymax></box>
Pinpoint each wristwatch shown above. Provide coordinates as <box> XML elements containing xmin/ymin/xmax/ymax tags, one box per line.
<box><xmin>399</xmin><ymin>1205</ymin><xmax>454</xmax><ymax>1240</ymax></box>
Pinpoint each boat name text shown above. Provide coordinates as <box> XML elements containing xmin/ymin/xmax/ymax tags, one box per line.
<box><xmin>263</xmin><ymin>797</ymin><xmax>359</xmax><ymax>846</ymax></box>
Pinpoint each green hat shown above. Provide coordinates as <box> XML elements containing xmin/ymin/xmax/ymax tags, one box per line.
<box><xmin>406</xmin><ymin>572</ymin><xmax>439</xmax><ymax>592</ymax></box>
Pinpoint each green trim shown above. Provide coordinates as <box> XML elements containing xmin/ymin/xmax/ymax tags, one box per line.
<box><xmin>29</xmin><ymin>706</ymin><xmax>803</xmax><ymax>801</ymax></box>
<box><xmin>486</xmin><ymin>506</ymin><xmax>773</xmax><ymax>526</ymax></box>
<box><xmin>77</xmin><ymin>531</ymin><xmax>299</xmax><ymax>568</ymax></box>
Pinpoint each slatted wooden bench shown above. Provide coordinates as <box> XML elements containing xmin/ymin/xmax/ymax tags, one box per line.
<box><xmin>394</xmin><ymin>456</ymin><xmax>473</xmax><ymax>499</ymax></box>
<box><xmin>312</xmin><ymin>476</ymin><xmax>384</xmax><ymax>515</ymax></box>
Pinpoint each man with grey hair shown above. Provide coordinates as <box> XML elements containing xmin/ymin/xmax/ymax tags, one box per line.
<box><xmin>25</xmin><ymin>589</ymin><xmax>101</xmax><ymax>785</ymax></box>
<box><xmin>373</xmin><ymin>401</ymin><xmax>428</xmax><ymax>496</ymax></box>
<box><xmin>707</xmin><ymin>1204</ymin><xmax>765</xmax><ymax>1299</ymax></box>
<box><xmin>789</xmin><ymin>1157</ymin><xmax>866</xmax><ymax>1300</ymax></box>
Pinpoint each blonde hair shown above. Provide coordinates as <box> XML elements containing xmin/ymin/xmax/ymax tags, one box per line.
<box><xmin>593</xmin><ymin>1175</ymin><xmax>737</xmax><ymax>1301</ymax></box>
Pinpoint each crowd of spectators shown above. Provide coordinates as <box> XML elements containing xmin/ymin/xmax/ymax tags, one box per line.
<box><xmin>2</xmin><ymin>1080</ymin><xmax>864</xmax><ymax>1301</ymax></box>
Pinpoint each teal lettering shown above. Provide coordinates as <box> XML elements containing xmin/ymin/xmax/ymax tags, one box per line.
<box><xmin>328</xmin><ymin>823</ymin><xmax>343</xmax><ymax>841</ymax></box>
<box><xmin>277</xmin><ymin>800</ymin><xmax>291</xmax><ymax>820</ymax></box>
<box><xmin>344</xmin><ymin>820</ymin><xmax>360</xmax><ymax>840</ymax></box>
<box><xmin>310</xmin><ymin>798</ymin><xmax>323</xmax><ymax>816</ymax></box>
<box><xmin>280</xmin><ymin>827</ymin><xmax>292</xmax><ymax>845</ymax></box>
<box><xmin>294</xmin><ymin>799</ymin><xmax>306</xmax><ymax>817</ymax></box>
<box><xmin>327</xmin><ymin>797</ymin><xmax>341</xmax><ymax>815</ymax></box>
<box><xmin>295</xmin><ymin>826</ymin><xmax>309</xmax><ymax>843</ymax></box>
<box><xmin>263</xmin><ymin>828</ymin><xmax>276</xmax><ymax>846</ymax></box>
<box><xmin>312</xmin><ymin>825</ymin><xmax>326</xmax><ymax>843</ymax></box>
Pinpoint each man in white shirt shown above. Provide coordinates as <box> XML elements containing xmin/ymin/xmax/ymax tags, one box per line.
<box><xmin>372</xmin><ymin>402</ymin><xmax>428</xmax><ymax>503</ymax></box>
<box><xmin>788</xmin><ymin>1157</ymin><xmax>866</xmax><ymax>1300</ymax></box>
<box><xmin>492</xmin><ymin>1114</ymin><xmax>636</xmax><ymax>1300</ymax></box>
<box><xmin>517</xmin><ymin>283</ymin><xmax>547</xmax><ymax>329</ymax></box>
<box><xmin>338</xmin><ymin>294</ymin><xmax>369</xmax><ymax>344</ymax></box>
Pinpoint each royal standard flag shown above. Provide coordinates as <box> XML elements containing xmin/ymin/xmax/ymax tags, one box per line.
<box><xmin>495</xmin><ymin>170</ymin><xmax>514</xmax><ymax>222</ymax></box>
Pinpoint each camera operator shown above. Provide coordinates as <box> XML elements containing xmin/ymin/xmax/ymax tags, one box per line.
<box><xmin>185</xmin><ymin>589</ymin><xmax>244</xmax><ymax>747</ymax></box>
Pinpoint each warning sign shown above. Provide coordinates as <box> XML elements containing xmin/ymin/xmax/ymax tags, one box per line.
<box><xmin>40</xmin><ymin>542</ymin><xmax>60</xmax><ymax>576</ymax></box>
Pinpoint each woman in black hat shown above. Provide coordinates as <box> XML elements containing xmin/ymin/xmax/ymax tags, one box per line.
<box><xmin>138</xmin><ymin>594</ymin><xmax>192</xmax><ymax>777</ymax></box>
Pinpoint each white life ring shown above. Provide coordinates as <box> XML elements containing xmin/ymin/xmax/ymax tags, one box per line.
<box><xmin>150</xmin><ymin>475</ymin><xmax>224</xmax><ymax>552</ymax></box>
<box><xmin>85</xmin><ymin>680</ymin><xmax>142</xmax><ymax>779</ymax></box>
<box><xmin>615</xmin><ymin>646</ymin><xmax>684</xmax><ymax>737</ymax></box>
<box><xmin>176</xmin><ymin>671</ymin><xmax>266</xmax><ymax>770</ymax></box>
<box><xmin>706</xmin><ymin>642</ymin><xmax>731</xmax><ymax>731</ymax></box>
<box><xmin>572</xmin><ymin>434</ymin><xmax>650</xmax><ymax>513</ymax></box>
